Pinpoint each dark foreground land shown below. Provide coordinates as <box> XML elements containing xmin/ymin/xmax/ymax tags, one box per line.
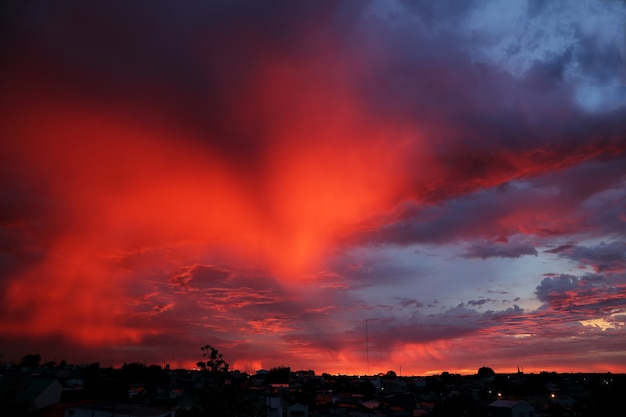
<box><xmin>1</xmin><ymin>361</ymin><xmax>624</xmax><ymax>417</ymax></box>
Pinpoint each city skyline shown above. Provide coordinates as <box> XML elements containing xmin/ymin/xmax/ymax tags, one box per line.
<box><xmin>1</xmin><ymin>0</ymin><xmax>626</xmax><ymax>376</ymax></box>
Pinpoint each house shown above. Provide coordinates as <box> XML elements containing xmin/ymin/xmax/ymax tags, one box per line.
<box><xmin>489</xmin><ymin>399</ymin><xmax>535</xmax><ymax>417</ymax></box>
<box><xmin>387</xmin><ymin>405</ymin><xmax>412</xmax><ymax>416</ymax></box>
<box><xmin>15</xmin><ymin>377</ymin><xmax>62</xmax><ymax>413</ymax></box>
<box><xmin>267</xmin><ymin>385</ymin><xmax>289</xmax><ymax>417</ymax></box>
<box><xmin>267</xmin><ymin>395</ymin><xmax>283</xmax><ymax>417</ymax></box>
<box><xmin>287</xmin><ymin>402</ymin><xmax>309</xmax><ymax>417</ymax></box>
<box><xmin>128</xmin><ymin>385</ymin><xmax>145</xmax><ymax>399</ymax></box>
<box><xmin>63</xmin><ymin>402</ymin><xmax>173</xmax><ymax>417</ymax></box>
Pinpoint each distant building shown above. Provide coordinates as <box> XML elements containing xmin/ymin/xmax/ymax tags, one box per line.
<box><xmin>267</xmin><ymin>384</ymin><xmax>289</xmax><ymax>417</ymax></box>
<box><xmin>63</xmin><ymin>402</ymin><xmax>173</xmax><ymax>417</ymax></box>
<box><xmin>287</xmin><ymin>402</ymin><xmax>308</xmax><ymax>417</ymax></box>
<box><xmin>266</xmin><ymin>395</ymin><xmax>283</xmax><ymax>417</ymax></box>
<box><xmin>489</xmin><ymin>399</ymin><xmax>535</xmax><ymax>417</ymax></box>
<box><xmin>15</xmin><ymin>377</ymin><xmax>62</xmax><ymax>413</ymax></box>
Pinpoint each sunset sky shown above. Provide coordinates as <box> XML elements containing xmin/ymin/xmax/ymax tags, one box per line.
<box><xmin>1</xmin><ymin>0</ymin><xmax>626</xmax><ymax>376</ymax></box>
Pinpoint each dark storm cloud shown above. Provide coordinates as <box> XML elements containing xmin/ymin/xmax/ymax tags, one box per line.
<box><xmin>154</xmin><ymin>262</ymin><xmax>367</xmax><ymax>349</ymax></box>
<box><xmin>1</xmin><ymin>0</ymin><xmax>360</xmax><ymax>171</ymax></box>
<box><xmin>0</xmin><ymin>194</ymin><xmax>47</xmax><ymax>261</ymax></box>
<box><xmin>350</xmin><ymin>312</ymin><xmax>481</xmax><ymax>347</ymax></box>
<box><xmin>3</xmin><ymin>1</ymin><xmax>342</xmax><ymax>85</ymax></box>
<box><xmin>0</xmin><ymin>189</ymin><xmax>65</xmax><ymax>297</ymax></box>
<box><xmin>535</xmin><ymin>273</ymin><xmax>626</xmax><ymax>313</ymax></box>
<box><xmin>327</xmin><ymin>250</ymin><xmax>430</xmax><ymax>289</ymax></box>
<box><xmin>394</xmin><ymin>297</ymin><xmax>424</xmax><ymax>309</ymax></box>
<box><xmin>535</xmin><ymin>146</ymin><xmax>626</xmax><ymax>199</ymax></box>
<box><xmin>351</xmin><ymin>288</ymin><xmax>621</xmax><ymax>363</ymax></box>
<box><xmin>347</xmin><ymin>180</ymin><xmax>573</xmax><ymax>245</ymax></box>
<box><xmin>535</xmin><ymin>274</ymin><xmax>584</xmax><ymax>303</ymax></box>
<box><xmin>346</xmin><ymin>151</ymin><xmax>626</xmax><ymax>247</ymax></box>
<box><xmin>354</xmin><ymin>303</ymin><xmax>526</xmax><ymax>347</ymax></box>
<box><xmin>544</xmin><ymin>244</ymin><xmax>575</xmax><ymax>254</ymax></box>
<box><xmin>170</xmin><ymin>264</ymin><xmax>232</xmax><ymax>289</ymax></box>
<box><xmin>361</xmin><ymin>2</ymin><xmax>625</xmax><ymax>129</ymax></box>
<box><xmin>462</xmin><ymin>239</ymin><xmax>538</xmax><ymax>259</ymax></box>
<box><xmin>550</xmin><ymin>241</ymin><xmax>626</xmax><ymax>272</ymax></box>
<box><xmin>466</xmin><ymin>298</ymin><xmax>495</xmax><ymax>307</ymax></box>
<box><xmin>168</xmin><ymin>264</ymin><xmax>287</xmax><ymax>312</ymax></box>
<box><xmin>4</xmin><ymin>0</ymin><xmax>626</xmax><ymax>194</ymax></box>
<box><xmin>581</xmin><ymin>183</ymin><xmax>626</xmax><ymax>236</ymax></box>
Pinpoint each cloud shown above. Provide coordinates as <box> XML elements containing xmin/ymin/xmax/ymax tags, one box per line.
<box><xmin>462</xmin><ymin>238</ymin><xmax>538</xmax><ymax>259</ymax></box>
<box><xmin>544</xmin><ymin>244</ymin><xmax>575</xmax><ymax>254</ymax></box>
<box><xmin>170</xmin><ymin>264</ymin><xmax>232</xmax><ymax>289</ymax></box>
<box><xmin>466</xmin><ymin>298</ymin><xmax>495</xmax><ymax>308</ymax></box>
<box><xmin>535</xmin><ymin>273</ymin><xmax>626</xmax><ymax>315</ymax></box>
<box><xmin>346</xmin><ymin>181</ymin><xmax>580</xmax><ymax>246</ymax></box>
<box><xmin>346</xmin><ymin>152</ymin><xmax>626</xmax><ymax>249</ymax></box>
<box><xmin>456</xmin><ymin>0</ymin><xmax>626</xmax><ymax>112</ymax></box>
<box><xmin>549</xmin><ymin>241</ymin><xmax>626</xmax><ymax>272</ymax></box>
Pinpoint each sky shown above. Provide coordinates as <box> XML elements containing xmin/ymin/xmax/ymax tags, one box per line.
<box><xmin>1</xmin><ymin>0</ymin><xmax>625</xmax><ymax>376</ymax></box>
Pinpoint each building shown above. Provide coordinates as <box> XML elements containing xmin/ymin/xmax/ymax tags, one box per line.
<box><xmin>489</xmin><ymin>399</ymin><xmax>535</xmax><ymax>417</ymax></box>
<box><xmin>15</xmin><ymin>377</ymin><xmax>62</xmax><ymax>414</ymax></box>
<box><xmin>287</xmin><ymin>402</ymin><xmax>308</xmax><ymax>417</ymax></box>
<box><xmin>63</xmin><ymin>402</ymin><xmax>173</xmax><ymax>417</ymax></box>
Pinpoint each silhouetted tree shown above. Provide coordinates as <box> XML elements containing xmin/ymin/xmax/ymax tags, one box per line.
<box><xmin>146</xmin><ymin>364</ymin><xmax>170</xmax><ymax>393</ymax></box>
<box><xmin>269</xmin><ymin>366</ymin><xmax>291</xmax><ymax>384</ymax></box>
<box><xmin>359</xmin><ymin>379</ymin><xmax>377</xmax><ymax>398</ymax></box>
<box><xmin>83</xmin><ymin>362</ymin><xmax>100</xmax><ymax>379</ymax></box>
<box><xmin>84</xmin><ymin>363</ymin><xmax>126</xmax><ymax>401</ymax></box>
<box><xmin>120</xmin><ymin>362</ymin><xmax>147</xmax><ymax>383</ymax></box>
<box><xmin>196</xmin><ymin>344</ymin><xmax>240</xmax><ymax>416</ymax></box>
<box><xmin>43</xmin><ymin>360</ymin><xmax>56</xmax><ymax>368</ymax></box>
<box><xmin>119</xmin><ymin>362</ymin><xmax>169</xmax><ymax>399</ymax></box>
<box><xmin>197</xmin><ymin>344</ymin><xmax>229</xmax><ymax>376</ymax></box>
<box><xmin>477</xmin><ymin>366</ymin><xmax>495</xmax><ymax>378</ymax></box>
<box><xmin>20</xmin><ymin>353</ymin><xmax>41</xmax><ymax>368</ymax></box>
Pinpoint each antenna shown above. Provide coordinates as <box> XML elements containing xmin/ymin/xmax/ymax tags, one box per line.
<box><xmin>365</xmin><ymin>318</ymin><xmax>380</xmax><ymax>375</ymax></box>
<box><xmin>365</xmin><ymin>319</ymin><xmax>370</xmax><ymax>375</ymax></box>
